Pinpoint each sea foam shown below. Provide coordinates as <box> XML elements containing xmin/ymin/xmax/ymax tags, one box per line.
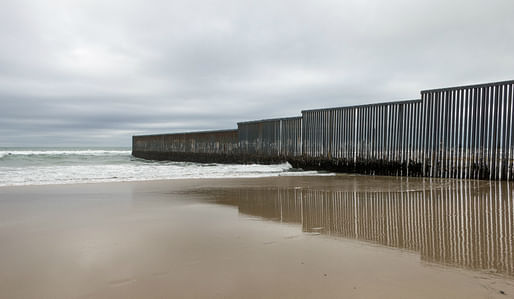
<box><xmin>0</xmin><ymin>148</ymin><xmax>331</xmax><ymax>187</ymax></box>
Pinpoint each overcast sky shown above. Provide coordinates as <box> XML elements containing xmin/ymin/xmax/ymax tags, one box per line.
<box><xmin>1</xmin><ymin>0</ymin><xmax>513</xmax><ymax>146</ymax></box>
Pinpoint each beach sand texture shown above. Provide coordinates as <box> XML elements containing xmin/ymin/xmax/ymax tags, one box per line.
<box><xmin>0</xmin><ymin>176</ymin><xmax>513</xmax><ymax>298</ymax></box>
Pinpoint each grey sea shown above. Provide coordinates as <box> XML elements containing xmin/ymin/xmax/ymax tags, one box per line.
<box><xmin>0</xmin><ymin>147</ymin><xmax>321</xmax><ymax>186</ymax></box>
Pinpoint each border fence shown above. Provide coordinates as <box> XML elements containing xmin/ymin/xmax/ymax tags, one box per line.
<box><xmin>132</xmin><ymin>80</ymin><xmax>514</xmax><ymax>180</ymax></box>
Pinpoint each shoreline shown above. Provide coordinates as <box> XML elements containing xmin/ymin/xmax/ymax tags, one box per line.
<box><xmin>0</xmin><ymin>171</ymin><xmax>497</xmax><ymax>191</ymax></box>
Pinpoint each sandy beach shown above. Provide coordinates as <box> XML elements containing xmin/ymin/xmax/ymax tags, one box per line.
<box><xmin>0</xmin><ymin>175</ymin><xmax>513</xmax><ymax>298</ymax></box>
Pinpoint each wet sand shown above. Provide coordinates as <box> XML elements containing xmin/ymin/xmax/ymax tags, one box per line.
<box><xmin>0</xmin><ymin>175</ymin><xmax>513</xmax><ymax>298</ymax></box>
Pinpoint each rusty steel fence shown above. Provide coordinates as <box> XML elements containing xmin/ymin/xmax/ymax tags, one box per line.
<box><xmin>132</xmin><ymin>129</ymin><xmax>240</xmax><ymax>163</ymax></box>
<box><xmin>300</xmin><ymin>99</ymin><xmax>423</xmax><ymax>176</ymax></box>
<box><xmin>421</xmin><ymin>80</ymin><xmax>514</xmax><ymax>180</ymax></box>
<box><xmin>132</xmin><ymin>79</ymin><xmax>514</xmax><ymax>180</ymax></box>
<box><xmin>237</xmin><ymin>117</ymin><xmax>302</xmax><ymax>158</ymax></box>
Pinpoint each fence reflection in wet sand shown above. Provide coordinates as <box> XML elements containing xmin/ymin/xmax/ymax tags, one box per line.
<box><xmin>213</xmin><ymin>180</ymin><xmax>514</xmax><ymax>277</ymax></box>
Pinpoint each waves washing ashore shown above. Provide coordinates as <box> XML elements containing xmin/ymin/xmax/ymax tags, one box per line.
<box><xmin>0</xmin><ymin>148</ymin><xmax>331</xmax><ymax>187</ymax></box>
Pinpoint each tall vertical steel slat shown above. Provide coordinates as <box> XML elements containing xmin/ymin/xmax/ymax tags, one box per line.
<box><xmin>386</xmin><ymin>105</ymin><xmax>391</xmax><ymax>164</ymax></box>
<box><xmin>310</xmin><ymin>112</ymin><xmax>319</xmax><ymax>157</ymax></box>
<box><xmin>429</xmin><ymin>92</ymin><xmax>436</xmax><ymax>177</ymax></box>
<box><xmin>342</xmin><ymin>109</ymin><xmax>347</xmax><ymax>160</ymax></box>
<box><xmin>368</xmin><ymin>105</ymin><xmax>375</xmax><ymax>161</ymax></box>
<box><xmin>407</xmin><ymin>103</ymin><xmax>412</xmax><ymax>174</ymax></box>
<box><xmin>499</xmin><ymin>84</ymin><xmax>507</xmax><ymax>179</ymax></box>
<box><xmin>473</xmin><ymin>88</ymin><xmax>483</xmax><ymax>179</ymax></box>
<box><xmin>321</xmin><ymin>110</ymin><xmax>324</xmax><ymax>157</ymax></box>
<box><xmin>356</xmin><ymin>108</ymin><xmax>361</xmax><ymax>162</ymax></box>
<box><xmin>393</xmin><ymin>104</ymin><xmax>397</xmax><ymax>166</ymax></box>
<box><xmin>411</xmin><ymin>102</ymin><xmax>416</xmax><ymax>173</ymax></box>
<box><xmin>485</xmin><ymin>86</ymin><xmax>493</xmax><ymax>179</ymax></box>
<box><xmin>461</xmin><ymin>88</ymin><xmax>468</xmax><ymax>179</ymax></box>
<box><xmin>364</xmin><ymin>106</ymin><xmax>368</xmax><ymax>161</ymax></box>
<box><xmin>382</xmin><ymin>104</ymin><xmax>386</xmax><ymax>164</ymax></box>
<box><xmin>303</xmin><ymin>113</ymin><xmax>307</xmax><ymax>157</ymax></box>
<box><xmin>502</xmin><ymin>84</ymin><xmax>510</xmax><ymax>179</ymax></box>
<box><xmin>398</xmin><ymin>104</ymin><xmax>402</xmax><ymax>176</ymax></box>
<box><xmin>337</xmin><ymin>109</ymin><xmax>344</xmax><ymax>159</ymax></box>
<box><xmin>308</xmin><ymin>112</ymin><xmax>312</xmax><ymax>157</ymax></box>
<box><xmin>357</xmin><ymin>107</ymin><xmax>362</xmax><ymax>162</ymax></box>
<box><xmin>419</xmin><ymin>98</ymin><xmax>425</xmax><ymax>174</ymax></box>
<box><xmin>329</xmin><ymin>109</ymin><xmax>334</xmax><ymax>159</ymax></box>
<box><xmin>354</xmin><ymin>107</ymin><xmax>358</xmax><ymax>164</ymax></box>
<box><xmin>506</xmin><ymin>84</ymin><xmax>512</xmax><ymax>180</ymax></box>
<box><xmin>431</xmin><ymin>92</ymin><xmax>438</xmax><ymax>178</ymax></box>
<box><xmin>333</xmin><ymin>109</ymin><xmax>337</xmax><ymax>159</ymax></box>
<box><xmin>462</xmin><ymin>88</ymin><xmax>468</xmax><ymax>178</ymax></box>
<box><xmin>405</xmin><ymin>103</ymin><xmax>417</xmax><ymax>175</ymax></box>
<box><xmin>300</xmin><ymin>115</ymin><xmax>304</xmax><ymax>157</ymax></box>
<box><xmin>356</xmin><ymin>108</ymin><xmax>360</xmax><ymax>162</ymax></box>
<box><xmin>320</xmin><ymin>111</ymin><xmax>323</xmax><ymax>157</ymax></box>
<box><xmin>326</xmin><ymin>110</ymin><xmax>330</xmax><ymax>158</ymax></box>
<box><xmin>337</xmin><ymin>108</ymin><xmax>341</xmax><ymax>159</ymax></box>
<box><xmin>440</xmin><ymin>90</ymin><xmax>448</xmax><ymax>178</ymax></box>
<box><xmin>469</xmin><ymin>84</ymin><xmax>475</xmax><ymax>180</ymax></box>
<box><xmin>452</xmin><ymin>89</ymin><xmax>459</xmax><ymax>178</ymax></box>
<box><xmin>444</xmin><ymin>90</ymin><xmax>452</xmax><ymax>178</ymax></box>
<box><xmin>307</xmin><ymin>112</ymin><xmax>311</xmax><ymax>157</ymax></box>
<box><xmin>494</xmin><ymin>85</ymin><xmax>503</xmax><ymax>180</ymax></box>
<box><xmin>378</xmin><ymin>105</ymin><xmax>383</xmax><ymax>165</ymax></box>
<box><xmin>497</xmin><ymin>84</ymin><xmax>504</xmax><ymax>179</ymax></box>
<box><xmin>424</xmin><ymin>92</ymin><xmax>431</xmax><ymax>177</ymax></box>
<box><xmin>456</xmin><ymin>89</ymin><xmax>462</xmax><ymax>178</ymax></box>
<box><xmin>455</xmin><ymin>89</ymin><xmax>461</xmax><ymax>178</ymax></box>
<box><xmin>477</xmin><ymin>87</ymin><xmax>485</xmax><ymax>178</ymax></box>
<box><xmin>374</xmin><ymin>105</ymin><xmax>379</xmax><ymax>164</ymax></box>
<box><xmin>380</xmin><ymin>105</ymin><xmax>385</xmax><ymax>164</ymax></box>
<box><xmin>340</xmin><ymin>108</ymin><xmax>344</xmax><ymax>160</ymax></box>
<box><xmin>318</xmin><ymin>111</ymin><xmax>322</xmax><ymax>157</ymax></box>
<box><xmin>348</xmin><ymin>107</ymin><xmax>352</xmax><ymax>161</ymax></box>
<box><xmin>396</xmin><ymin>104</ymin><xmax>401</xmax><ymax>172</ymax></box>
<box><xmin>391</xmin><ymin>105</ymin><xmax>397</xmax><ymax>169</ymax></box>
<box><xmin>481</xmin><ymin>86</ymin><xmax>488</xmax><ymax>178</ymax></box>
<box><xmin>507</xmin><ymin>84</ymin><xmax>514</xmax><ymax>180</ymax></box>
<box><xmin>364</xmin><ymin>106</ymin><xmax>368</xmax><ymax>162</ymax></box>
<box><xmin>339</xmin><ymin>108</ymin><xmax>343</xmax><ymax>159</ymax></box>
<box><xmin>346</xmin><ymin>108</ymin><xmax>353</xmax><ymax>163</ymax></box>
<box><xmin>373</xmin><ymin>105</ymin><xmax>378</xmax><ymax>163</ymax></box>
<box><xmin>442</xmin><ymin>90</ymin><xmax>448</xmax><ymax>178</ymax></box>
<box><xmin>487</xmin><ymin>85</ymin><xmax>495</xmax><ymax>179</ymax></box>
<box><xmin>387</xmin><ymin>105</ymin><xmax>395</xmax><ymax>162</ymax></box>
<box><xmin>313</xmin><ymin>111</ymin><xmax>317</xmax><ymax>157</ymax></box>
<box><xmin>467</xmin><ymin>88</ymin><xmax>475</xmax><ymax>179</ymax></box>
<box><xmin>490</xmin><ymin>85</ymin><xmax>499</xmax><ymax>179</ymax></box>
<box><xmin>367</xmin><ymin>106</ymin><xmax>371</xmax><ymax>164</ymax></box>
<box><xmin>322</xmin><ymin>110</ymin><xmax>326</xmax><ymax>157</ymax></box>
<box><xmin>401</xmin><ymin>103</ymin><xmax>407</xmax><ymax>173</ymax></box>
<box><xmin>471</xmin><ymin>87</ymin><xmax>479</xmax><ymax>179</ymax></box>
<box><xmin>349</xmin><ymin>108</ymin><xmax>353</xmax><ymax>163</ymax></box>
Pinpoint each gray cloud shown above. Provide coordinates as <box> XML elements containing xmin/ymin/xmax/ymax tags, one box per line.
<box><xmin>1</xmin><ymin>0</ymin><xmax>513</xmax><ymax>146</ymax></box>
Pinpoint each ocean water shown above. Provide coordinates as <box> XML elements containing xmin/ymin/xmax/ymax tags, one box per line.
<box><xmin>0</xmin><ymin>147</ymin><xmax>329</xmax><ymax>187</ymax></box>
